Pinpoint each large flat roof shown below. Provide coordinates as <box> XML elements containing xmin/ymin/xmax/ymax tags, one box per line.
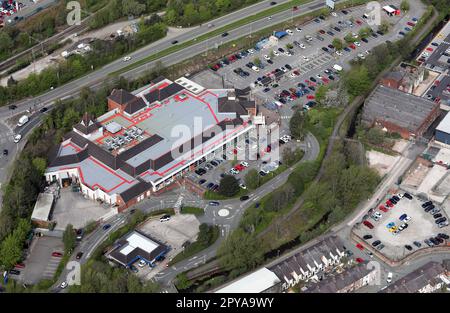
<box><xmin>215</xmin><ymin>268</ymin><xmax>281</xmax><ymax>293</ymax></box>
<box><xmin>363</xmin><ymin>85</ymin><xmax>437</xmax><ymax>132</ymax></box>
<box><xmin>436</xmin><ymin>112</ymin><xmax>450</xmax><ymax>134</ymax></box>
<box><xmin>31</xmin><ymin>193</ymin><xmax>54</xmax><ymax>222</ymax></box>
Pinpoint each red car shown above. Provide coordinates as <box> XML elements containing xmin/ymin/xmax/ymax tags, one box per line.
<box><xmin>307</xmin><ymin>95</ymin><xmax>315</xmax><ymax>99</ymax></box>
<box><xmin>356</xmin><ymin>243</ymin><xmax>364</xmax><ymax>250</ymax></box>
<box><xmin>363</xmin><ymin>220</ymin><xmax>374</xmax><ymax>229</ymax></box>
<box><xmin>349</xmin><ymin>44</ymin><xmax>356</xmax><ymax>50</ymax></box>
<box><xmin>435</xmin><ymin>80</ymin><xmax>440</xmax><ymax>85</ymax></box>
<box><xmin>52</xmin><ymin>252</ymin><xmax>63</xmax><ymax>257</ymax></box>
<box><xmin>321</xmin><ymin>77</ymin><xmax>329</xmax><ymax>84</ymax></box>
<box><xmin>265</xmin><ymin>145</ymin><xmax>272</xmax><ymax>153</ymax></box>
<box><xmin>234</xmin><ymin>164</ymin><xmax>244</xmax><ymax>171</ymax></box>
<box><xmin>379</xmin><ymin>205</ymin><xmax>388</xmax><ymax>213</ymax></box>
<box><xmin>15</xmin><ymin>263</ymin><xmax>25</xmax><ymax>269</ymax></box>
<box><xmin>356</xmin><ymin>20</ymin><xmax>362</xmax><ymax>25</ymax></box>
<box><xmin>386</xmin><ymin>200</ymin><xmax>393</xmax><ymax>207</ymax></box>
<box><xmin>355</xmin><ymin>257</ymin><xmax>364</xmax><ymax>263</ymax></box>
<box><xmin>426</xmin><ymin>47</ymin><xmax>434</xmax><ymax>52</ymax></box>
<box><xmin>407</xmin><ymin>21</ymin><xmax>415</xmax><ymax>27</ymax></box>
<box><xmin>319</xmin><ymin>29</ymin><xmax>326</xmax><ymax>34</ymax></box>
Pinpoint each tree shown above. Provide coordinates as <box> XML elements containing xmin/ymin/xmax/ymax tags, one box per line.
<box><xmin>358</xmin><ymin>27</ymin><xmax>371</xmax><ymax>39</ymax></box>
<box><xmin>379</xmin><ymin>20</ymin><xmax>390</xmax><ymax>33</ymax></box>
<box><xmin>315</xmin><ymin>85</ymin><xmax>328</xmax><ymax>105</ymax></box>
<box><xmin>332</xmin><ymin>38</ymin><xmax>343</xmax><ymax>51</ymax></box>
<box><xmin>32</xmin><ymin>157</ymin><xmax>47</xmax><ymax>176</ymax></box>
<box><xmin>343</xmin><ymin>65</ymin><xmax>371</xmax><ymax>97</ymax></box>
<box><xmin>400</xmin><ymin>0</ymin><xmax>410</xmax><ymax>11</ymax></box>
<box><xmin>122</xmin><ymin>0</ymin><xmax>146</xmax><ymax>17</ymax></box>
<box><xmin>289</xmin><ymin>109</ymin><xmax>306</xmax><ymax>140</ymax></box>
<box><xmin>253</xmin><ymin>57</ymin><xmax>261</xmax><ymax>66</ymax></box>
<box><xmin>245</xmin><ymin>169</ymin><xmax>261</xmax><ymax>189</ymax></box>
<box><xmin>218</xmin><ymin>229</ymin><xmax>264</xmax><ymax>273</ymax></box>
<box><xmin>0</xmin><ymin>32</ymin><xmax>13</xmax><ymax>53</ymax></box>
<box><xmin>63</xmin><ymin>224</ymin><xmax>76</xmax><ymax>253</ymax></box>
<box><xmin>218</xmin><ymin>175</ymin><xmax>240</xmax><ymax>197</ymax></box>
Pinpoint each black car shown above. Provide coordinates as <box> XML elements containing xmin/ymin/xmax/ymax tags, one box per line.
<box><xmin>40</xmin><ymin>107</ymin><xmax>48</xmax><ymax>113</ymax></box>
<box><xmin>206</xmin><ymin>182</ymin><xmax>214</xmax><ymax>189</ymax></box>
<box><xmin>389</xmin><ymin>198</ymin><xmax>397</xmax><ymax>204</ymax></box>
<box><xmin>376</xmin><ymin>30</ymin><xmax>384</xmax><ymax>35</ymax></box>
<box><xmin>76</xmin><ymin>252</ymin><xmax>83</xmax><ymax>259</ymax></box>
<box><xmin>361</xmin><ymin>37</ymin><xmax>369</xmax><ymax>43</ymax></box>
<box><xmin>404</xmin><ymin>245</ymin><xmax>413</xmax><ymax>251</ymax></box>
<box><xmin>413</xmin><ymin>241</ymin><xmax>422</xmax><ymax>248</ymax></box>
<box><xmin>314</xmin><ymin>18</ymin><xmax>321</xmax><ymax>23</ymax></box>
<box><xmin>308</xmin><ymin>86</ymin><xmax>316</xmax><ymax>91</ymax></box>
<box><xmin>278</xmin><ymin>47</ymin><xmax>285</xmax><ymax>53</ymax></box>
<box><xmin>328</xmin><ymin>75</ymin><xmax>335</xmax><ymax>80</ymax></box>
<box><xmin>363</xmin><ymin>235</ymin><xmax>373</xmax><ymax>240</ymax></box>
<box><xmin>285</xmin><ymin>64</ymin><xmax>292</xmax><ymax>70</ymax></box>
<box><xmin>422</xmin><ymin>201</ymin><xmax>433</xmax><ymax>208</ymax></box>
<box><xmin>326</xmin><ymin>31</ymin><xmax>334</xmax><ymax>36</ymax></box>
<box><xmin>270</xmin><ymin>1</ymin><xmax>277</xmax><ymax>5</ymax></box>
<box><xmin>8</xmin><ymin>104</ymin><xmax>17</xmax><ymax>110</ymax></box>
<box><xmin>372</xmin><ymin>32</ymin><xmax>378</xmax><ymax>38</ymax></box>
<box><xmin>436</xmin><ymin>217</ymin><xmax>447</xmax><ymax>224</ymax></box>
<box><xmin>372</xmin><ymin>240</ymin><xmax>381</xmax><ymax>247</ymax></box>
<box><xmin>435</xmin><ymin>236</ymin><xmax>444</xmax><ymax>244</ymax></box>
<box><xmin>240</xmin><ymin>195</ymin><xmax>250</xmax><ymax>201</ymax></box>
<box><xmin>392</xmin><ymin>195</ymin><xmax>400</xmax><ymax>201</ymax></box>
<box><xmin>319</xmin><ymin>15</ymin><xmax>325</xmax><ymax>20</ymax></box>
<box><xmin>198</xmin><ymin>179</ymin><xmax>206</xmax><ymax>185</ymax></box>
<box><xmin>171</xmin><ymin>40</ymin><xmax>178</xmax><ymax>44</ymax></box>
<box><xmin>403</xmin><ymin>192</ymin><xmax>413</xmax><ymax>200</ymax></box>
<box><xmin>222</xmin><ymin>32</ymin><xmax>229</xmax><ymax>37</ymax></box>
<box><xmin>259</xmin><ymin>171</ymin><xmax>267</xmax><ymax>176</ymax></box>
<box><xmin>430</xmin><ymin>237</ymin><xmax>439</xmax><ymax>245</ymax></box>
<box><xmin>9</xmin><ymin>269</ymin><xmax>20</xmax><ymax>275</ymax></box>
<box><xmin>434</xmin><ymin>213</ymin><xmax>443</xmax><ymax>219</ymax></box>
<box><xmin>3</xmin><ymin>149</ymin><xmax>8</xmax><ymax>156</ymax></box>
<box><xmin>341</xmin><ymin>10</ymin><xmax>348</xmax><ymax>14</ymax></box>
<box><xmin>321</xmin><ymin>47</ymin><xmax>329</xmax><ymax>52</ymax></box>
<box><xmin>334</xmin><ymin>27</ymin><xmax>341</xmax><ymax>32</ymax></box>
<box><xmin>438</xmin><ymin>233</ymin><xmax>449</xmax><ymax>239</ymax></box>
<box><xmin>210</xmin><ymin>161</ymin><xmax>218</xmax><ymax>166</ymax></box>
<box><xmin>425</xmin><ymin>205</ymin><xmax>435</xmax><ymax>212</ymax></box>
<box><xmin>327</xmin><ymin>44</ymin><xmax>334</xmax><ymax>49</ymax></box>
<box><xmin>267</xmin><ymin>59</ymin><xmax>273</xmax><ymax>64</ymax></box>
<box><xmin>309</xmin><ymin>77</ymin><xmax>317</xmax><ymax>82</ymax></box>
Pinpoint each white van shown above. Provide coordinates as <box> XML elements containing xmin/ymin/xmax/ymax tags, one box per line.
<box><xmin>333</xmin><ymin>64</ymin><xmax>343</xmax><ymax>72</ymax></box>
<box><xmin>17</xmin><ymin>115</ymin><xmax>29</xmax><ymax>127</ymax></box>
<box><xmin>387</xmin><ymin>272</ymin><xmax>393</xmax><ymax>283</ymax></box>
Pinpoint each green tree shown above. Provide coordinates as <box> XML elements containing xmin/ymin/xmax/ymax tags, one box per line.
<box><xmin>315</xmin><ymin>85</ymin><xmax>328</xmax><ymax>105</ymax></box>
<box><xmin>122</xmin><ymin>0</ymin><xmax>146</xmax><ymax>16</ymax></box>
<box><xmin>63</xmin><ymin>224</ymin><xmax>76</xmax><ymax>253</ymax></box>
<box><xmin>290</xmin><ymin>109</ymin><xmax>306</xmax><ymax>140</ymax></box>
<box><xmin>218</xmin><ymin>175</ymin><xmax>240</xmax><ymax>197</ymax></box>
<box><xmin>244</xmin><ymin>169</ymin><xmax>261</xmax><ymax>189</ymax></box>
<box><xmin>253</xmin><ymin>57</ymin><xmax>261</xmax><ymax>66</ymax></box>
<box><xmin>379</xmin><ymin>20</ymin><xmax>390</xmax><ymax>33</ymax></box>
<box><xmin>218</xmin><ymin>229</ymin><xmax>264</xmax><ymax>273</ymax></box>
<box><xmin>343</xmin><ymin>65</ymin><xmax>371</xmax><ymax>97</ymax></box>
<box><xmin>400</xmin><ymin>0</ymin><xmax>410</xmax><ymax>11</ymax></box>
<box><xmin>32</xmin><ymin>157</ymin><xmax>47</xmax><ymax>176</ymax></box>
<box><xmin>0</xmin><ymin>32</ymin><xmax>13</xmax><ymax>53</ymax></box>
<box><xmin>332</xmin><ymin>38</ymin><xmax>344</xmax><ymax>50</ymax></box>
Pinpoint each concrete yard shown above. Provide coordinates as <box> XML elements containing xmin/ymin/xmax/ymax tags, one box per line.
<box><xmin>402</xmin><ymin>160</ymin><xmax>432</xmax><ymax>188</ymax></box>
<box><xmin>354</xmin><ymin>194</ymin><xmax>449</xmax><ymax>261</ymax></box>
<box><xmin>416</xmin><ymin>165</ymin><xmax>448</xmax><ymax>203</ymax></box>
<box><xmin>366</xmin><ymin>150</ymin><xmax>400</xmax><ymax>176</ymax></box>
<box><xmin>139</xmin><ymin>214</ymin><xmax>201</xmax><ymax>258</ymax></box>
<box><xmin>52</xmin><ymin>188</ymin><xmax>117</xmax><ymax>231</ymax></box>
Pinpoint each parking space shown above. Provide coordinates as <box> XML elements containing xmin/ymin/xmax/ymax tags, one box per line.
<box><xmin>354</xmin><ymin>192</ymin><xmax>449</xmax><ymax>261</ymax></box>
<box><xmin>213</xmin><ymin>0</ymin><xmax>406</xmax><ymax>111</ymax></box>
<box><xmin>187</xmin><ymin>130</ymin><xmax>301</xmax><ymax>192</ymax></box>
<box><xmin>52</xmin><ymin>188</ymin><xmax>117</xmax><ymax>231</ymax></box>
<box><xmin>18</xmin><ymin>236</ymin><xmax>64</xmax><ymax>285</ymax></box>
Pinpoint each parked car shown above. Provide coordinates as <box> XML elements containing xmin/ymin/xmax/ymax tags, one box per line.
<box><xmin>363</xmin><ymin>220</ymin><xmax>374</xmax><ymax>229</ymax></box>
<box><xmin>404</xmin><ymin>245</ymin><xmax>413</xmax><ymax>251</ymax></box>
<box><xmin>363</xmin><ymin>234</ymin><xmax>373</xmax><ymax>240</ymax></box>
<box><xmin>372</xmin><ymin>240</ymin><xmax>381</xmax><ymax>247</ymax></box>
<box><xmin>52</xmin><ymin>252</ymin><xmax>63</xmax><ymax>257</ymax></box>
<box><xmin>356</xmin><ymin>243</ymin><xmax>364</xmax><ymax>250</ymax></box>
<box><xmin>76</xmin><ymin>252</ymin><xmax>83</xmax><ymax>259</ymax></box>
<box><xmin>102</xmin><ymin>224</ymin><xmax>111</xmax><ymax>230</ymax></box>
<box><xmin>160</xmin><ymin>214</ymin><xmax>171</xmax><ymax>222</ymax></box>
<box><xmin>209</xmin><ymin>201</ymin><xmax>220</xmax><ymax>206</ymax></box>
<box><xmin>387</xmin><ymin>272</ymin><xmax>393</xmax><ymax>283</ymax></box>
<box><xmin>240</xmin><ymin>195</ymin><xmax>250</xmax><ymax>201</ymax></box>
<box><xmin>413</xmin><ymin>241</ymin><xmax>422</xmax><ymax>248</ymax></box>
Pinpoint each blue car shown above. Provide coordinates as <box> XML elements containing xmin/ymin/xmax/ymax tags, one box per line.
<box><xmin>399</xmin><ymin>214</ymin><xmax>407</xmax><ymax>221</ymax></box>
<box><xmin>344</xmin><ymin>47</ymin><xmax>351</xmax><ymax>52</ymax></box>
<box><xmin>404</xmin><ymin>27</ymin><xmax>411</xmax><ymax>32</ymax></box>
<box><xmin>412</xmin><ymin>17</ymin><xmax>418</xmax><ymax>21</ymax></box>
<box><xmin>399</xmin><ymin>31</ymin><xmax>406</xmax><ymax>36</ymax></box>
<box><xmin>103</xmin><ymin>224</ymin><xmax>111</xmax><ymax>231</ymax></box>
<box><xmin>386</xmin><ymin>222</ymin><xmax>395</xmax><ymax>229</ymax></box>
